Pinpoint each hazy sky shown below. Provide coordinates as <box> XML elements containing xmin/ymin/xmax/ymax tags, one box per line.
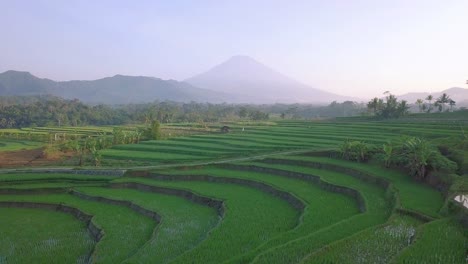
<box><xmin>1</xmin><ymin>0</ymin><xmax>467</xmax><ymax>98</ymax></box>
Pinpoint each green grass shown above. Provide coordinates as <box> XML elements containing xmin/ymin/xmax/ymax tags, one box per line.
<box><xmin>74</xmin><ymin>187</ymin><xmax>219</xmax><ymax>264</ymax></box>
<box><xmin>0</xmin><ymin>207</ymin><xmax>95</xmax><ymax>264</ymax></box>
<box><xmin>112</xmin><ymin>177</ymin><xmax>299</xmax><ymax>263</ymax></box>
<box><xmin>0</xmin><ymin>193</ymin><xmax>155</xmax><ymax>264</ymax></box>
<box><xmin>272</xmin><ymin>155</ymin><xmax>444</xmax><ymax>217</ymax></box>
<box><xmin>394</xmin><ymin>218</ymin><xmax>467</xmax><ymax>264</ymax></box>
<box><xmin>0</xmin><ymin>139</ymin><xmax>44</xmax><ymax>151</ymax></box>
<box><xmin>154</xmin><ymin>165</ymin><xmax>360</xmax><ymax>263</ymax></box>
<box><xmin>112</xmin><ymin>144</ymin><xmax>232</xmax><ymax>156</ymax></box>
<box><xmin>305</xmin><ymin>214</ymin><xmax>423</xmax><ymax>263</ymax></box>
<box><xmin>101</xmin><ymin>118</ymin><xmax>463</xmax><ymax>165</ymax></box>
<box><xmin>1</xmin><ymin>117</ymin><xmax>467</xmax><ymax>263</ymax></box>
<box><xmin>101</xmin><ymin>149</ymin><xmax>210</xmax><ymax>162</ymax></box>
<box><xmin>232</xmin><ymin>162</ymin><xmax>391</xmax><ymax>263</ymax></box>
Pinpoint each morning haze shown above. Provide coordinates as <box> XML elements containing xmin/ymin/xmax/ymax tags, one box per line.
<box><xmin>1</xmin><ymin>2</ymin><xmax>467</xmax><ymax>263</ymax></box>
<box><xmin>1</xmin><ymin>0</ymin><xmax>467</xmax><ymax>99</ymax></box>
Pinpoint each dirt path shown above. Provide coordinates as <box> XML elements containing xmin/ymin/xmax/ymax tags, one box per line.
<box><xmin>0</xmin><ymin>148</ymin><xmax>316</xmax><ymax>174</ymax></box>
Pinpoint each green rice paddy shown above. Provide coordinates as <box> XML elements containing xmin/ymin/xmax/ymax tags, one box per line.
<box><xmin>1</xmin><ymin>117</ymin><xmax>466</xmax><ymax>263</ymax></box>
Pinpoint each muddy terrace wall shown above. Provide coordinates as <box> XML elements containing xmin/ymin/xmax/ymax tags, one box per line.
<box><xmin>259</xmin><ymin>158</ymin><xmax>445</xmax><ymax>221</ymax></box>
<box><xmin>0</xmin><ymin>181</ymin><xmax>225</xmax><ymax>220</ymax></box>
<box><xmin>0</xmin><ymin>169</ymin><xmax>125</xmax><ymax>177</ymax></box>
<box><xmin>0</xmin><ymin>179</ymin><xmax>110</xmax><ymax>187</ymax></box>
<box><xmin>0</xmin><ymin>188</ymin><xmax>66</xmax><ymax>195</ymax></box>
<box><xmin>260</xmin><ymin>158</ymin><xmax>399</xmax><ymax>209</ymax></box>
<box><xmin>395</xmin><ymin>208</ymin><xmax>434</xmax><ymax>223</ymax></box>
<box><xmin>0</xmin><ymin>201</ymin><xmax>104</xmax><ymax>241</ymax></box>
<box><xmin>131</xmin><ymin>172</ymin><xmax>305</xmax><ymax>213</ymax></box>
<box><xmin>69</xmin><ymin>190</ymin><xmax>161</xmax><ymax>222</ymax></box>
<box><xmin>220</xmin><ymin>164</ymin><xmax>366</xmax><ymax>213</ymax></box>
<box><xmin>109</xmin><ymin>181</ymin><xmax>225</xmax><ymax>217</ymax></box>
<box><xmin>261</xmin><ymin>158</ymin><xmax>390</xmax><ymax>189</ymax></box>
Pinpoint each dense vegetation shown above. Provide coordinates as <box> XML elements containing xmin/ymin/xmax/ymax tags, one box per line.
<box><xmin>0</xmin><ymin>114</ymin><xmax>466</xmax><ymax>263</ymax></box>
<box><xmin>0</xmin><ymin>96</ymin><xmax>369</xmax><ymax>129</ymax></box>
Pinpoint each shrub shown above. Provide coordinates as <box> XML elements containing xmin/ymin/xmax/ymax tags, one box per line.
<box><xmin>339</xmin><ymin>140</ymin><xmax>371</xmax><ymax>162</ymax></box>
<box><xmin>380</xmin><ymin>137</ymin><xmax>457</xmax><ymax>181</ymax></box>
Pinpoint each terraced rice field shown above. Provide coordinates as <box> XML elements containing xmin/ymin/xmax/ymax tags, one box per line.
<box><xmin>102</xmin><ymin>119</ymin><xmax>468</xmax><ymax>166</ymax></box>
<box><xmin>0</xmin><ymin>139</ymin><xmax>44</xmax><ymax>152</ymax></box>
<box><xmin>1</xmin><ymin>119</ymin><xmax>467</xmax><ymax>263</ymax></box>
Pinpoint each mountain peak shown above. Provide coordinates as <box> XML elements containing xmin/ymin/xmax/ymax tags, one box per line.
<box><xmin>1</xmin><ymin>70</ymin><xmax>34</xmax><ymax>77</ymax></box>
<box><xmin>443</xmin><ymin>87</ymin><xmax>466</xmax><ymax>93</ymax></box>
<box><xmin>186</xmin><ymin>55</ymin><xmax>350</xmax><ymax>103</ymax></box>
<box><xmin>189</xmin><ymin>55</ymin><xmax>287</xmax><ymax>84</ymax></box>
<box><xmin>226</xmin><ymin>55</ymin><xmax>258</xmax><ymax>62</ymax></box>
<box><xmin>213</xmin><ymin>55</ymin><xmax>268</xmax><ymax>70</ymax></box>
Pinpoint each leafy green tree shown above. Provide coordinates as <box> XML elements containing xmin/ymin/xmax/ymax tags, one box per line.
<box><xmin>367</xmin><ymin>97</ymin><xmax>380</xmax><ymax>115</ymax></box>
<box><xmin>238</xmin><ymin>107</ymin><xmax>248</xmax><ymax>118</ymax></box>
<box><xmin>112</xmin><ymin>127</ymin><xmax>125</xmax><ymax>145</ymax></box>
<box><xmin>148</xmin><ymin>120</ymin><xmax>161</xmax><ymax>140</ymax></box>
<box><xmin>249</xmin><ymin>110</ymin><xmax>269</xmax><ymax>121</ymax></box>
<box><xmin>369</xmin><ymin>93</ymin><xmax>409</xmax><ymax>119</ymax></box>
<box><xmin>90</xmin><ymin>147</ymin><xmax>102</xmax><ymax>167</ymax></box>
<box><xmin>425</xmin><ymin>95</ymin><xmax>433</xmax><ymax>113</ymax></box>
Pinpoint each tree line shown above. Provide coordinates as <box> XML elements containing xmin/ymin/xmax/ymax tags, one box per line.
<box><xmin>0</xmin><ymin>95</ymin><xmax>372</xmax><ymax>129</ymax></box>
<box><xmin>367</xmin><ymin>92</ymin><xmax>458</xmax><ymax>119</ymax></box>
<box><xmin>0</xmin><ymin>96</ymin><xmax>272</xmax><ymax>128</ymax></box>
<box><xmin>415</xmin><ymin>93</ymin><xmax>456</xmax><ymax>113</ymax></box>
<box><xmin>367</xmin><ymin>92</ymin><xmax>410</xmax><ymax>119</ymax></box>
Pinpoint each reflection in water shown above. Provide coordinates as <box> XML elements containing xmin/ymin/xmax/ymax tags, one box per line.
<box><xmin>454</xmin><ymin>195</ymin><xmax>468</xmax><ymax>208</ymax></box>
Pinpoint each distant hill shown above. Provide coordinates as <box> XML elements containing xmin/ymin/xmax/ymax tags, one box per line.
<box><xmin>0</xmin><ymin>70</ymin><xmax>229</xmax><ymax>104</ymax></box>
<box><xmin>398</xmin><ymin>87</ymin><xmax>468</xmax><ymax>107</ymax></box>
<box><xmin>186</xmin><ymin>55</ymin><xmax>355</xmax><ymax>104</ymax></box>
<box><xmin>0</xmin><ymin>71</ymin><xmax>55</xmax><ymax>96</ymax></box>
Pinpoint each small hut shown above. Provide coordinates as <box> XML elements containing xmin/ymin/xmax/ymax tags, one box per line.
<box><xmin>221</xmin><ymin>125</ymin><xmax>230</xmax><ymax>133</ymax></box>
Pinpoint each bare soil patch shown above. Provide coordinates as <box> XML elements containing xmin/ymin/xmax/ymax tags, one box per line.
<box><xmin>0</xmin><ymin>148</ymin><xmax>74</xmax><ymax>168</ymax></box>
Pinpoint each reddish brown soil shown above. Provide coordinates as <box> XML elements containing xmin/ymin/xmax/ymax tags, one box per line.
<box><xmin>0</xmin><ymin>148</ymin><xmax>74</xmax><ymax>168</ymax></box>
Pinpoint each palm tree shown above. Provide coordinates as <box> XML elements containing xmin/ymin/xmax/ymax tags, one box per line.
<box><xmin>382</xmin><ymin>143</ymin><xmax>394</xmax><ymax>167</ymax></box>
<box><xmin>436</xmin><ymin>93</ymin><xmax>451</xmax><ymax>112</ymax></box>
<box><xmin>397</xmin><ymin>100</ymin><xmax>410</xmax><ymax>117</ymax></box>
<box><xmin>425</xmin><ymin>95</ymin><xmax>433</xmax><ymax>113</ymax></box>
<box><xmin>449</xmin><ymin>99</ymin><xmax>456</xmax><ymax>112</ymax></box>
<box><xmin>401</xmin><ymin>137</ymin><xmax>435</xmax><ymax>180</ymax></box>
<box><xmin>415</xmin><ymin>99</ymin><xmax>424</xmax><ymax>113</ymax></box>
